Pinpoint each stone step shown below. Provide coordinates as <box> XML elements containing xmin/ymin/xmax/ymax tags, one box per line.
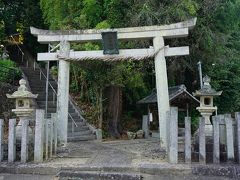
<box><xmin>32</xmin><ymin>91</ymin><xmax>56</xmax><ymax>95</ymax></box>
<box><xmin>67</xmin><ymin>130</ymin><xmax>92</xmax><ymax>137</ymax></box>
<box><xmin>57</xmin><ymin>171</ymin><xmax>141</xmax><ymax>180</ymax></box>
<box><xmin>36</xmin><ymin>97</ymin><xmax>57</xmax><ymax>101</ymax></box>
<box><xmin>44</xmin><ymin>107</ymin><xmax>56</xmax><ymax>111</ymax></box>
<box><xmin>68</xmin><ymin>117</ymin><xmax>83</xmax><ymax>122</ymax></box>
<box><xmin>68</xmin><ymin>125</ymin><xmax>89</xmax><ymax>132</ymax></box>
<box><xmin>28</xmin><ymin>80</ymin><xmax>57</xmax><ymax>84</ymax></box>
<box><xmin>67</xmin><ymin>134</ymin><xmax>96</xmax><ymax>142</ymax></box>
<box><xmin>21</xmin><ymin>67</ymin><xmax>96</xmax><ymax>141</ymax></box>
<box><xmin>68</xmin><ymin>112</ymin><xmax>80</xmax><ymax>118</ymax></box>
<box><xmin>44</xmin><ymin>114</ymin><xmax>83</xmax><ymax>121</ymax></box>
<box><xmin>29</xmin><ymin>84</ymin><xmax>58</xmax><ymax>89</ymax></box>
<box><xmin>32</xmin><ymin>91</ymin><xmax>57</xmax><ymax>96</ymax></box>
<box><xmin>37</xmin><ymin>102</ymin><xmax>58</xmax><ymax>108</ymax></box>
<box><xmin>69</xmin><ymin>118</ymin><xmax>82</xmax><ymax>123</ymax></box>
<box><xmin>37</xmin><ymin>97</ymin><xmax>57</xmax><ymax>103</ymax></box>
<box><xmin>21</xmin><ymin>68</ymin><xmax>47</xmax><ymax>74</ymax></box>
<box><xmin>29</xmin><ymin>83</ymin><xmax>57</xmax><ymax>87</ymax></box>
<box><xmin>28</xmin><ymin>79</ymin><xmax>56</xmax><ymax>83</ymax></box>
<box><xmin>41</xmin><ymin>108</ymin><xmax>76</xmax><ymax>114</ymax></box>
<box><xmin>68</xmin><ymin>121</ymin><xmax>86</xmax><ymax>128</ymax></box>
<box><xmin>37</xmin><ymin>101</ymin><xmax>72</xmax><ymax>107</ymax></box>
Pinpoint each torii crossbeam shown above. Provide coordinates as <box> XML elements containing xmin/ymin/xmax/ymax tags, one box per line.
<box><xmin>31</xmin><ymin>18</ymin><xmax>196</xmax><ymax>148</ymax></box>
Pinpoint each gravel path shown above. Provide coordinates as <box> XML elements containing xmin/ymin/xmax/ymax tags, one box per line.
<box><xmin>53</xmin><ymin>138</ymin><xmax>167</xmax><ymax>167</ymax></box>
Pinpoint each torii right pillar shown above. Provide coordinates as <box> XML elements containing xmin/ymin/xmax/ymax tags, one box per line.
<box><xmin>153</xmin><ymin>36</ymin><xmax>170</xmax><ymax>149</ymax></box>
<box><xmin>153</xmin><ymin>29</ymin><xmax>197</xmax><ymax>149</ymax></box>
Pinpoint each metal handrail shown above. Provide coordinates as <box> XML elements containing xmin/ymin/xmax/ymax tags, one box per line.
<box><xmin>36</xmin><ymin>63</ymin><xmax>78</xmax><ymax>127</ymax></box>
<box><xmin>10</xmin><ymin>35</ymin><xmax>25</xmax><ymax>64</ymax></box>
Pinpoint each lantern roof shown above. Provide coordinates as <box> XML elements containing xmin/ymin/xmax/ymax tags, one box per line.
<box><xmin>193</xmin><ymin>75</ymin><xmax>222</xmax><ymax>97</ymax></box>
<box><xmin>6</xmin><ymin>79</ymin><xmax>38</xmax><ymax>99</ymax></box>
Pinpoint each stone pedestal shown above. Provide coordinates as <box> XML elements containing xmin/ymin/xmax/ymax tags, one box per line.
<box><xmin>201</xmin><ymin>113</ymin><xmax>214</xmax><ymax>137</ymax></box>
<box><xmin>16</xmin><ymin>117</ymin><xmax>33</xmax><ymax>142</ymax></box>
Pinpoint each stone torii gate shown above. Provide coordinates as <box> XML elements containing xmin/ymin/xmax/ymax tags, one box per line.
<box><xmin>30</xmin><ymin>18</ymin><xmax>196</xmax><ymax>148</ymax></box>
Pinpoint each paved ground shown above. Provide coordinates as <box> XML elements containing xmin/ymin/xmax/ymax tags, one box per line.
<box><xmin>0</xmin><ymin>174</ymin><xmax>54</xmax><ymax>180</ymax></box>
<box><xmin>53</xmin><ymin>138</ymin><xmax>166</xmax><ymax>166</ymax></box>
<box><xmin>0</xmin><ymin>138</ymin><xmax>240</xmax><ymax>179</ymax></box>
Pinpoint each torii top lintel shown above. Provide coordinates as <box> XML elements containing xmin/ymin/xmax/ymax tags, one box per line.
<box><xmin>30</xmin><ymin>18</ymin><xmax>196</xmax><ymax>44</ymax></box>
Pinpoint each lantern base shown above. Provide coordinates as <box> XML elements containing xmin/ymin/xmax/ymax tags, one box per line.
<box><xmin>12</xmin><ymin>108</ymin><xmax>34</xmax><ymax>117</ymax></box>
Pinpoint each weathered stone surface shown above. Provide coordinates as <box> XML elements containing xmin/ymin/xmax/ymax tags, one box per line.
<box><xmin>142</xmin><ymin>115</ymin><xmax>149</xmax><ymax>139</ymax></box>
<box><xmin>58</xmin><ymin>171</ymin><xmax>142</xmax><ymax>180</ymax></box>
<box><xmin>192</xmin><ymin>165</ymin><xmax>235</xmax><ymax>179</ymax></box>
<box><xmin>199</xmin><ymin>117</ymin><xmax>206</xmax><ymax>164</ymax></box>
<box><xmin>31</xmin><ymin>18</ymin><xmax>197</xmax><ymax>43</ymax></box>
<box><xmin>185</xmin><ymin>117</ymin><xmax>191</xmax><ymax>163</ymax></box>
<box><xmin>154</xmin><ymin>36</ymin><xmax>170</xmax><ymax>149</ymax></box>
<box><xmin>45</xmin><ymin>118</ymin><xmax>49</xmax><ymax>160</ymax></box>
<box><xmin>168</xmin><ymin>107</ymin><xmax>178</xmax><ymax>163</ymax></box>
<box><xmin>212</xmin><ymin>116</ymin><xmax>220</xmax><ymax>164</ymax></box>
<box><xmin>51</xmin><ymin>113</ymin><xmax>58</xmax><ymax>155</ymax></box>
<box><xmin>21</xmin><ymin>119</ymin><xmax>29</xmax><ymax>163</ymax></box>
<box><xmin>34</xmin><ymin>109</ymin><xmax>44</xmax><ymax>163</ymax></box>
<box><xmin>235</xmin><ymin>112</ymin><xmax>240</xmax><ymax>163</ymax></box>
<box><xmin>224</xmin><ymin>114</ymin><xmax>234</xmax><ymax>162</ymax></box>
<box><xmin>57</xmin><ymin>41</ymin><xmax>70</xmax><ymax>146</ymax></box>
<box><xmin>136</xmin><ymin>130</ymin><xmax>144</xmax><ymax>139</ymax></box>
<box><xmin>0</xmin><ymin>119</ymin><xmax>3</xmax><ymax>161</ymax></box>
<box><xmin>49</xmin><ymin>118</ymin><xmax>53</xmax><ymax>158</ymax></box>
<box><xmin>8</xmin><ymin>118</ymin><xmax>16</xmax><ymax>162</ymax></box>
<box><xmin>127</xmin><ymin>131</ymin><xmax>136</xmax><ymax>139</ymax></box>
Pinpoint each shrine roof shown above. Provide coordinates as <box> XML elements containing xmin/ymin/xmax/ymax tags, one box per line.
<box><xmin>137</xmin><ymin>84</ymin><xmax>199</xmax><ymax>105</ymax></box>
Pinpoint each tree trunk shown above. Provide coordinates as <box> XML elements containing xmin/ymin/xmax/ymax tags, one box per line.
<box><xmin>105</xmin><ymin>85</ymin><xmax>122</xmax><ymax>138</ymax></box>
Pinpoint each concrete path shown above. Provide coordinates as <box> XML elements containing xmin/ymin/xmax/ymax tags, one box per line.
<box><xmin>0</xmin><ymin>174</ymin><xmax>54</xmax><ymax>180</ymax></box>
<box><xmin>0</xmin><ymin>138</ymin><xmax>240</xmax><ymax>179</ymax></box>
<box><xmin>57</xmin><ymin>138</ymin><xmax>165</xmax><ymax>166</ymax></box>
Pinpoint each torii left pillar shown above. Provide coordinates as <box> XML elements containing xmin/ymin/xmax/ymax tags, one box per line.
<box><xmin>57</xmin><ymin>41</ymin><xmax>70</xmax><ymax>146</ymax></box>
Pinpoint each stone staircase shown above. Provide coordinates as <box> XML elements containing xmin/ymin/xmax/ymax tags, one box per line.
<box><xmin>21</xmin><ymin>67</ymin><xmax>96</xmax><ymax>141</ymax></box>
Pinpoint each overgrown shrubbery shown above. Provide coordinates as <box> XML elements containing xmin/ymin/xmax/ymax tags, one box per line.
<box><xmin>0</xmin><ymin>59</ymin><xmax>21</xmax><ymax>84</ymax></box>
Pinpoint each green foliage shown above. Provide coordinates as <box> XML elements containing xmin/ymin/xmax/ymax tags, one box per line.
<box><xmin>38</xmin><ymin>0</ymin><xmax>240</xmax><ymax>129</ymax></box>
<box><xmin>0</xmin><ymin>0</ymin><xmax>45</xmax><ymax>54</ymax></box>
<box><xmin>208</xmin><ymin>58</ymin><xmax>240</xmax><ymax>113</ymax></box>
<box><xmin>50</xmin><ymin>66</ymin><xmax>58</xmax><ymax>79</ymax></box>
<box><xmin>0</xmin><ymin>60</ymin><xmax>21</xmax><ymax>83</ymax></box>
<box><xmin>0</xmin><ymin>20</ymin><xmax>5</xmax><ymax>42</ymax></box>
<box><xmin>95</xmin><ymin>20</ymin><xmax>111</xmax><ymax>29</ymax></box>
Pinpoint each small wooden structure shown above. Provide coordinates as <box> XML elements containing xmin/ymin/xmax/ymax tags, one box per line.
<box><xmin>138</xmin><ymin>84</ymin><xmax>199</xmax><ymax>117</ymax></box>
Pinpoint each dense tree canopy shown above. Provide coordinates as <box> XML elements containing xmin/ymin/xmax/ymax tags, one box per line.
<box><xmin>0</xmin><ymin>0</ymin><xmax>44</xmax><ymax>53</ymax></box>
<box><xmin>1</xmin><ymin>0</ymin><xmax>240</xmax><ymax>136</ymax></box>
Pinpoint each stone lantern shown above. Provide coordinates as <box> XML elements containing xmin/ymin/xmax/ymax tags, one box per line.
<box><xmin>6</xmin><ymin>79</ymin><xmax>38</xmax><ymax>162</ymax></box>
<box><xmin>6</xmin><ymin>79</ymin><xmax>38</xmax><ymax>117</ymax></box>
<box><xmin>193</xmin><ymin>75</ymin><xmax>222</xmax><ymax>136</ymax></box>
